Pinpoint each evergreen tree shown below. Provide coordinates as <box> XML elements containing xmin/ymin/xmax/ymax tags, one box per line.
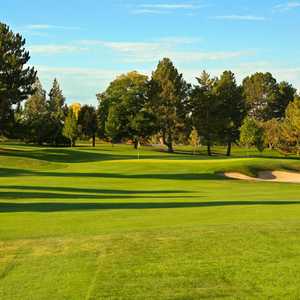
<box><xmin>149</xmin><ymin>58</ymin><xmax>189</xmax><ymax>152</ymax></box>
<box><xmin>213</xmin><ymin>71</ymin><xmax>245</xmax><ymax>156</ymax></box>
<box><xmin>190</xmin><ymin>71</ymin><xmax>219</xmax><ymax>156</ymax></box>
<box><xmin>47</xmin><ymin>79</ymin><xmax>67</xmax><ymax>145</ymax></box>
<box><xmin>0</xmin><ymin>22</ymin><xmax>36</xmax><ymax>135</ymax></box>
<box><xmin>63</xmin><ymin>109</ymin><xmax>78</xmax><ymax>147</ymax></box>
<box><xmin>48</xmin><ymin>78</ymin><xmax>66</xmax><ymax>119</ymax></box>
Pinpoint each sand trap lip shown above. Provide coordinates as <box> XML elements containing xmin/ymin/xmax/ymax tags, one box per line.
<box><xmin>223</xmin><ymin>171</ymin><xmax>300</xmax><ymax>183</ymax></box>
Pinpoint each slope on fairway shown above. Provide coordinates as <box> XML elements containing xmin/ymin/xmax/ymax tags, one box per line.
<box><xmin>1</xmin><ymin>143</ymin><xmax>300</xmax><ymax>299</ymax></box>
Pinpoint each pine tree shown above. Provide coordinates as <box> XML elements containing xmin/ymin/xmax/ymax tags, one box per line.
<box><xmin>48</xmin><ymin>78</ymin><xmax>65</xmax><ymax>120</ymax></box>
<box><xmin>149</xmin><ymin>58</ymin><xmax>189</xmax><ymax>153</ymax></box>
<box><xmin>213</xmin><ymin>71</ymin><xmax>245</xmax><ymax>156</ymax></box>
<box><xmin>190</xmin><ymin>71</ymin><xmax>219</xmax><ymax>156</ymax></box>
<box><xmin>0</xmin><ymin>22</ymin><xmax>36</xmax><ymax>135</ymax></box>
<box><xmin>47</xmin><ymin>79</ymin><xmax>66</xmax><ymax>145</ymax></box>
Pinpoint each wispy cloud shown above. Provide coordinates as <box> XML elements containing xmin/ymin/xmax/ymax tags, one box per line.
<box><xmin>131</xmin><ymin>2</ymin><xmax>206</xmax><ymax>14</ymax></box>
<box><xmin>139</xmin><ymin>4</ymin><xmax>202</xmax><ymax>9</ymax></box>
<box><xmin>79</xmin><ymin>38</ymin><xmax>254</xmax><ymax>63</ymax></box>
<box><xmin>211</xmin><ymin>15</ymin><xmax>267</xmax><ymax>21</ymax></box>
<box><xmin>274</xmin><ymin>2</ymin><xmax>300</xmax><ymax>11</ymax></box>
<box><xmin>28</xmin><ymin>44</ymin><xmax>87</xmax><ymax>54</ymax></box>
<box><xmin>36</xmin><ymin>66</ymin><xmax>124</xmax><ymax>79</ymax></box>
<box><xmin>25</xmin><ymin>24</ymin><xmax>81</xmax><ymax>30</ymax></box>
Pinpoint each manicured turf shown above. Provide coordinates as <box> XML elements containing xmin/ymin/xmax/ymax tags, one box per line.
<box><xmin>1</xmin><ymin>142</ymin><xmax>300</xmax><ymax>299</ymax></box>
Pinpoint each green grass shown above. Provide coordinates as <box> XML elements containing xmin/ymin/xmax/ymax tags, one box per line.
<box><xmin>1</xmin><ymin>142</ymin><xmax>300</xmax><ymax>299</ymax></box>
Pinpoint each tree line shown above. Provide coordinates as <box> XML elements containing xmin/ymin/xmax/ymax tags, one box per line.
<box><xmin>1</xmin><ymin>22</ymin><xmax>300</xmax><ymax>155</ymax></box>
<box><xmin>97</xmin><ymin>59</ymin><xmax>299</xmax><ymax>156</ymax></box>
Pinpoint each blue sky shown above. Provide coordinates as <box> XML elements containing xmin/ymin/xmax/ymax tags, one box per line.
<box><xmin>1</xmin><ymin>0</ymin><xmax>300</xmax><ymax>105</ymax></box>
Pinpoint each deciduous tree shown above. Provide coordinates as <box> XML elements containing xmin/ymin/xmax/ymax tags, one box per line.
<box><xmin>102</xmin><ymin>71</ymin><xmax>156</xmax><ymax>148</ymax></box>
<box><xmin>240</xmin><ymin>117</ymin><xmax>265</xmax><ymax>152</ymax></box>
<box><xmin>242</xmin><ymin>72</ymin><xmax>279</xmax><ymax>121</ymax></box>
<box><xmin>263</xmin><ymin>118</ymin><xmax>281</xmax><ymax>149</ymax></box>
<box><xmin>78</xmin><ymin>105</ymin><xmax>98</xmax><ymax>147</ymax></box>
<box><xmin>23</xmin><ymin>78</ymin><xmax>49</xmax><ymax>144</ymax></box>
<box><xmin>280</xmin><ymin>98</ymin><xmax>300</xmax><ymax>155</ymax></box>
<box><xmin>63</xmin><ymin>109</ymin><xmax>78</xmax><ymax>147</ymax></box>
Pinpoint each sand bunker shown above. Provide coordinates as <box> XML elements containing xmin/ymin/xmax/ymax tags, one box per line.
<box><xmin>224</xmin><ymin>171</ymin><xmax>300</xmax><ymax>183</ymax></box>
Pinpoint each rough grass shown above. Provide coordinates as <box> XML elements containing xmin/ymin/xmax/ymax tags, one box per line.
<box><xmin>1</xmin><ymin>142</ymin><xmax>300</xmax><ymax>299</ymax></box>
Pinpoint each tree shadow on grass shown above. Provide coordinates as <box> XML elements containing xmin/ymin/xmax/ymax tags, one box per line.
<box><xmin>0</xmin><ymin>148</ymin><xmax>135</xmax><ymax>163</ymax></box>
<box><xmin>0</xmin><ymin>147</ymin><xmax>207</xmax><ymax>164</ymax></box>
<box><xmin>1</xmin><ymin>201</ymin><xmax>300</xmax><ymax>213</ymax></box>
<box><xmin>0</xmin><ymin>185</ymin><xmax>189</xmax><ymax>195</ymax></box>
<box><xmin>0</xmin><ymin>168</ymin><xmax>222</xmax><ymax>180</ymax></box>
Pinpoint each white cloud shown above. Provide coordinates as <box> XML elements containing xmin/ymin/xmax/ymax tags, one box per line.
<box><xmin>28</xmin><ymin>44</ymin><xmax>88</xmax><ymax>54</ymax></box>
<box><xmin>139</xmin><ymin>4</ymin><xmax>201</xmax><ymax>9</ymax></box>
<box><xmin>131</xmin><ymin>2</ymin><xmax>206</xmax><ymax>14</ymax></box>
<box><xmin>36</xmin><ymin>66</ymin><xmax>126</xmax><ymax>78</ymax></box>
<box><xmin>79</xmin><ymin>38</ymin><xmax>253</xmax><ymax>63</ymax></box>
<box><xmin>131</xmin><ymin>9</ymin><xmax>170</xmax><ymax>14</ymax></box>
<box><xmin>211</xmin><ymin>15</ymin><xmax>267</xmax><ymax>21</ymax></box>
<box><xmin>274</xmin><ymin>2</ymin><xmax>300</xmax><ymax>11</ymax></box>
<box><xmin>25</xmin><ymin>24</ymin><xmax>80</xmax><ymax>30</ymax></box>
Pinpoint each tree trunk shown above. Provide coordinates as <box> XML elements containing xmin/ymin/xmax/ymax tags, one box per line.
<box><xmin>226</xmin><ymin>140</ymin><xmax>232</xmax><ymax>156</ymax></box>
<box><xmin>167</xmin><ymin>143</ymin><xmax>174</xmax><ymax>153</ymax></box>
<box><xmin>162</xmin><ymin>130</ymin><xmax>174</xmax><ymax>153</ymax></box>
<box><xmin>134</xmin><ymin>139</ymin><xmax>138</xmax><ymax>150</ymax></box>
<box><xmin>92</xmin><ymin>134</ymin><xmax>96</xmax><ymax>147</ymax></box>
<box><xmin>207</xmin><ymin>139</ymin><xmax>212</xmax><ymax>156</ymax></box>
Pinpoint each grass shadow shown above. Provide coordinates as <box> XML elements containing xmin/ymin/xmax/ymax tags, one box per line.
<box><xmin>1</xmin><ymin>200</ymin><xmax>300</xmax><ymax>213</ymax></box>
<box><xmin>0</xmin><ymin>186</ymin><xmax>189</xmax><ymax>195</ymax></box>
<box><xmin>0</xmin><ymin>168</ymin><xmax>223</xmax><ymax>180</ymax></box>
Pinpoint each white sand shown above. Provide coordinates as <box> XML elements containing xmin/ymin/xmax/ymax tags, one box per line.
<box><xmin>224</xmin><ymin>171</ymin><xmax>300</xmax><ymax>183</ymax></box>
